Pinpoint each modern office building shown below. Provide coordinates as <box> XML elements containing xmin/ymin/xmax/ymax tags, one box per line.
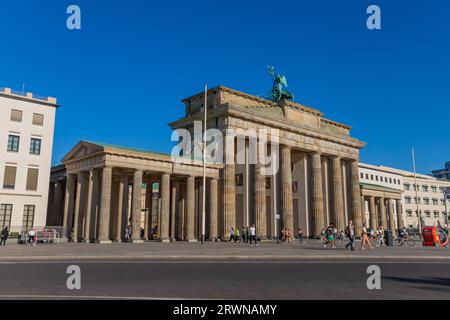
<box><xmin>0</xmin><ymin>87</ymin><xmax>58</xmax><ymax>233</ymax></box>
<box><xmin>432</xmin><ymin>162</ymin><xmax>450</xmax><ymax>180</ymax></box>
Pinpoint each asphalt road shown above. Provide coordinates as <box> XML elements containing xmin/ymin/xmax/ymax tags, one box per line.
<box><xmin>0</xmin><ymin>260</ymin><xmax>449</xmax><ymax>300</ymax></box>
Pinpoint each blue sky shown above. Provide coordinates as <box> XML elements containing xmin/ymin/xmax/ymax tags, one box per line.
<box><xmin>0</xmin><ymin>0</ymin><xmax>448</xmax><ymax>174</ymax></box>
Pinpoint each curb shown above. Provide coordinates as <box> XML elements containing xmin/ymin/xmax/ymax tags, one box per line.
<box><xmin>0</xmin><ymin>255</ymin><xmax>449</xmax><ymax>262</ymax></box>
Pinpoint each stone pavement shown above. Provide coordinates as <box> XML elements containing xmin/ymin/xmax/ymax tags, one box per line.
<box><xmin>0</xmin><ymin>239</ymin><xmax>449</xmax><ymax>261</ymax></box>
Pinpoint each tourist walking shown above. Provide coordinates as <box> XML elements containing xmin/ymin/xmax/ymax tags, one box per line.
<box><xmin>360</xmin><ymin>223</ymin><xmax>373</xmax><ymax>250</ymax></box>
<box><xmin>297</xmin><ymin>228</ymin><xmax>304</xmax><ymax>244</ymax></box>
<box><xmin>229</xmin><ymin>227</ymin><xmax>235</xmax><ymax>242</ymax></box>
<box><xmin>345</xmin><ymin>220</ymin><xmax>356</xmax><ymax>251</ymax></box>
<box><xmin>234</xmin><ymin>227</ymin><xmax>240</xmax><ymax>243</ymax></box>
<box><xmin>249</xmin><ymin>224</ymin><xmax>257</xmax><ymax>246</ymax></box>
<box><xmin>339</xmin><ymin>230</ymin><xmax>345</xmax><ymax>245</ymax></box>
<box><xmin>0</xmin><ymin>227</ymin><xmax>8</xmax><ymax>246</ymax></box>
<box><xmin>125</xmin><ymin>224</ymin><xmax>131</xmax><ymax>241</ymax></box>
<box><xmin>241</xmin><ymin>226</ymin><xmax>246</xmax><ymax>243</ymax></box>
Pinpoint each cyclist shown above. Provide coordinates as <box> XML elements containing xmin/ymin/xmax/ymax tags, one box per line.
<box><xmin>399</xmin><ymin>226</ymin><xmax>409</xmax><ymax>240</ymax></box>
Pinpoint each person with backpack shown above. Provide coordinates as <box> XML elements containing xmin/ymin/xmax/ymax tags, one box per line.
<box><xmin>345</xmin><ymin>220</ymin><xmax>356</xmax><ymax>251</ymax></box>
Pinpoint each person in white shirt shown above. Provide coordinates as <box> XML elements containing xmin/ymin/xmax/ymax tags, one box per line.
<box><xmin>27</xmin><ymin>229</ymin><xmax>36</xmax><ymax>246</ymax></box>
<box><xmin>249</xmin><ymin>225</ymin><xmax>257</xmax><ymax>246</ymax></box>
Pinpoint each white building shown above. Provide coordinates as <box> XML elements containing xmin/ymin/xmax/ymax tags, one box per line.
<box><xmin>359</xmin><ymin>162</ymin><xmax>450</xmax><ymax>230</ymax></box>
<box><xmin>0</xmin><ymin>87</ymin><xmax>58</xmax><ymax>234</ymax></box>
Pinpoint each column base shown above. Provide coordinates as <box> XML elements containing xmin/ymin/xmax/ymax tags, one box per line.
<box><xmin>160</xmin><ymin>239</ymin><xmax>170</xmax><ymax>243</ymax></box>
<box><xmin>97</xmin><ymin>240</ymin><xmax>113</xmax><ymax>244</ymax></box>
<box><xmin>131</xmin><ymin>239</ymin><xmax>144</xmax><ymax>244</ymax></box>
<box><xmin>185</xmin><ymin>239</ymin><xmax>197</xmax><ymax>243</ymax></box>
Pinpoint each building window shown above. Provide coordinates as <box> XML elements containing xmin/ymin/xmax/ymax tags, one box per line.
<box><xmin>389</xmin><ymin>178</ymin><xmax>392</xmax><ymax>183</ymax></box>
<box><xmin>375</xmin><ymin>176</ymin><xmax>379</xmax><ymax>181</ymax></box>
<box><xmin>22</xmin><ymin>205</ymin><xmax>35</xmax><ymax>231</ymax></box>
<box><xmin>235</xmin><ymin>174</ymin><xmax>243</xmax><ymax>187</ymax></box>
<box><xmin>0</xmin><ymin>204</ymin><xmax>13</xmax><ymax>230</ymax></box>
<box><xmin>425</xmin><ymin>211</ymin><xmax>431</xmax><ymax>218</ymax></box>
<box><xmin>10</xmin><ymin>109</ymin><xmax>23</xmax><ymax>122</ymax></box>
<box><xmin>32</xmin><ymin>113</ymin><xmax>44</xmax><ymax>126</ymax></box>
<box><xmin>414</xmin><ymin>197</ymin><xmax>420</xmax><ymax>204</ymax></box>
<box><xmin>422</xmin><ymin>185</ymin><xmax>428</xmax><ymax>192</ymax></box>
<box><xmin>406</xmin><ymin>210</ymin><xmax>413</xmax><ymax>217</ymax></box>
<box><xmin>7</xmin><ymin>135</ymin><xmax>20</xmax><ymax>152</ymax></box>
<box><xmin>292</xmin><ymin>181</ymin><xmax>298</xmax><ymax>193</ymax></box>
<box><xmin>366</xmin><ymin>174</ymin><xmax>369</xmax><ymax>179</ymax></box>
<box><xmin>431</xmin><ymin>186</ymin><xmax>437</xmax><ymax>193</ymax></box>
<box><xmin>370</xmin><ymin>174</ymin><xmax>374</xmax><ymax>180</ymax></box>
<box><xmin>424</xmin><ymin>198</ymin><xmax>430</xmax><ymax>205</ymax></box>
<box><xmin>432</xmin><ymin>198</ymin><xmax>438</xmax><ymax>205</ymax></box>
<box><xmin>360</xmin><ymin>173</ymin><xmax>364</xmax><ymax>179</ymax></box>
<box><xmin>29</xmin><ymin>138</ymin><xmax>41</xmax><ymax>155</ymax></box>
<box><xmin>404</xmin><ymin>184</ymin><xmax>410</xmax><ymax>190</ymax></box>
<box><xmin>26</xmin><ymin>168</ymin><xmax>39</xmax><ymax>191</ymax></box>
<box><xmin>433</xmin><ymin>211</ymin><xmax>439</xmax><ymax>218</ymax></box>
<box><xmin>405</xmin><ymin>197</ymin><xmax>412</xmax><ymax>204</ymax></box>
<box><xmin>2</xmin><ymin>166</ymin><xmax>17</xmax><ymax>189</ymax></box>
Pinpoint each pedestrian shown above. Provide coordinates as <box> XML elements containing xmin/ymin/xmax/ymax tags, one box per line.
<box><xmin>360</xmin><ymin>223</ymin><xmax>373</xmax><ymax>250</ymax></box>
<box><xmin>320</xmin><ymin>228</ymin><xmax>327</xmax><ymax>247</ymax></box>
<box><xmin>234</xmin><ymin>227</ymin><xmax>240</xmax><ymax>243</ymax></box>
<box><xmin>229</xmin><ymin>227</ymin><xmax>235</xmax><ymax>242</ymax></box>
<box><xmin>297</xmin><ymin>228</ymin><xmax>304</xmax><ymax>244</ymax></box>
<box><xmin>339</xmin><ymin>230</ymin><xmax>345</xmax><ymax>245</ymax></box>
<box><xmin>0</xmin><ymin>227</ymin><xmax>8</xmax><ymax>246</ymax></box>
<box><xmin>125</xmin><ymin>224</ymin><xmax>131</xmax><ymax>241</ymax></box>
<box><xmin>241</xmin><ymin>226</ymin><xmax>246</xmax><ymax>243</ymax></box>
<box><xmin>245</xmin><ymin>226</ymin><xmax>250</xmax><ymax>243</ymax></box>
<box><xmin>345</xmin><ymin>220</ymin><xmax>356</xmax><ymax>251</ymax></box>
<box><xmin>27</xmin><ymin>229</ymin><xmax>36</xmax><ymax>246</ymax></box>
<box><xmin>249</xmin><ymin>224</ymin><xmax>257</xmax><ymax>246</ymax></box>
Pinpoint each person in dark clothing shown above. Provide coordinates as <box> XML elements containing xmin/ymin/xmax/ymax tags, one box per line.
<box><xmin>1</xmin><ymin>227</ymin><xmax>9</xmax><ymax>246</ymax></box>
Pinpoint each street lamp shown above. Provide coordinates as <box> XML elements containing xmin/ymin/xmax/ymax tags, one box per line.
<box><xmin>443</xmin><ymin>187</ymin><xmax>450</xmax><ymax>226</ymax></box>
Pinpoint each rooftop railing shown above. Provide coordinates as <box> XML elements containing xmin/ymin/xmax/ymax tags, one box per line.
<box><xmin>0</xmin><ymin>87</ymin><xmax>57</xmax><ymax>104</ymax></box>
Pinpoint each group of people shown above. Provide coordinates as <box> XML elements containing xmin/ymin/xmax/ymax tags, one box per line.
<box><xmin>229</xmin><ymin>225</ymin><xmax>258</xmax><ymax>245</ymax></box>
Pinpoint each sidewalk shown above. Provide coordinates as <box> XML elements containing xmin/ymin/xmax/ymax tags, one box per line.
<box><xmin>0</xmin><ymin>239</ymin><xmax>449</xmax><ymax>261</ymax></box>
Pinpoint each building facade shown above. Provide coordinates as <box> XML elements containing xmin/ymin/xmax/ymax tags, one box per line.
<box><xmin>432</xmin><ymin>162</ymin><xmax>450</xmax><ymax>180</ymax></box>
<box><xmin>0</xmin><ymin>87</ymin><xmax>58</xmax><ymax>233</ymax></box>
<box><xmin>358</xmin><ymin>163</ymin><xmax>450</xmax><ymax>230</ymax></box>
<box><xmin>48</xmin><ymin>86</ymin><xmax>366</xmax><ymax>242</ymax></box>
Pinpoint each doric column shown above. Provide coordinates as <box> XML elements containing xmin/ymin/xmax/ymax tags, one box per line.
<box><xmin>281</xmin><ymin>146</ymin><xmax>294</xmax><ymax>233</ymax></box>
<box><xmin>170</xmin><ymin>180</ymin><xmax>179</xmax><ymax>241</ymax></box>
<box><xmin>143</xmin><ymin>178</ymin><xmax>152</xmax><ymax>240</ymax></box>
<box><xmin>73</xmin><ymin>172</ymin><xmax>87</xmax><ymax>242</ymax></box>
<box><xmin>369</xmin><ymin>196</ymin><xmax>377</xmax><ymax>229</ymax></box>
<box><xmin>84</xmin><ymin>169</ymin><xmax>98</xmax><ymax>242</ymax></box>
<box><xmin>350</xmin><ymin>160</ymin><xmax>363</xmax><ymax>235</ymax></box>
<box><xmin>379</xmin><ymin>197</ymin><xmax>387</xmax><ymax>228</ymax></box>
<box><xmin>222</xmin><ymin>134</ymin><xmax>236</xmax><ymax>239</ymax></box>
<box><xmin>131</xmin><ymin>169</ymin><xmax>143</xmax><ymax>243</ymax></box>
<box><xmin>332</xmin><ymin>157</ymin><xmax>345</xmax><ymax>231</ymax></box>
<box><xmin>209</xmin><ymin>178</ymin><xmax>218</xmax><ymax>240</ymax></box>
<box><xmin>388</xmin><ymin>198</ymin><xmax>396</xmax><ymax>233</ymax></box>
<box><xmin>98</xmin><ymin>166</ymin><xmax>113</xmax><ymax>243</ymax></box>
<box><xmin>396</xmin><ymin>199</ymin><xmax>404</xmax><ymax>230</ymax></box>
<box><xmin>160</xmin><ymin>173</ymin><xmax>171</xmax><ymax>242</ymax></box>
<box><xmin>311</xmin><ymin>152</ymin><xmax>325</xmax><ymax>237</ymax></box>
<box><xmin>115</xmin><ymin>175</ymin><xmax>128</xmax><ymax>242</ymax></box>
<box><xmin>254</xmin><ymin>145</ymin><xmax>267</xmax><ymax>237</ymax></box>
<box><xmin>186</xmin><ymin>176</ymin><xmax>196</xmax><ymax>241</ymax></box>
<box><xmin>63</xmin><ymin>174</ymin><xmax>76</xmax><ymax>238</ymax></box>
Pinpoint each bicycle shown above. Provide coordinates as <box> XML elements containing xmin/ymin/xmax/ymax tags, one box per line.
<box><xmin>396</xmin><ymin>237</ymin><xmax>415</xmax><ymax>246</ymax></box>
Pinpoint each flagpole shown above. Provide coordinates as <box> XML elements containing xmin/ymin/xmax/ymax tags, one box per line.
<box><xmin>412</xmin><ymin>147</ymin><xmax>422</xmax><ymax>235</ymax></box>
<box><xmin>201</xmin><ymin>84</ymin><xmax>207</xmax><ymax>245</ymax></box>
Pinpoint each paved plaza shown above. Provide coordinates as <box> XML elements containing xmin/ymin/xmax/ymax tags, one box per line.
<box><xmin>0</xmin><ymin>239</ymin><xmax>448</xmax><ymax>261</ymax></box>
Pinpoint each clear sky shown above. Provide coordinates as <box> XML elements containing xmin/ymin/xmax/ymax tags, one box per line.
<box><xmin>0</xmin><ymin>0</ymin><xmax>448</xmax><ymax>174</ymax></box>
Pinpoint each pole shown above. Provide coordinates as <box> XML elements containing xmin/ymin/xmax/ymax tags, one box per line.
<box><xmin>444</xmin><ymin>188</ymin><xmax>449</xmax><ymax>226</ymax></box>
<box><xmin>412</xmin><ymin>148</ymin><xmax>421</xmax><ymax>237</ymax></box>
<box><xmin>201</xmin><ymin>84</ymin><xmax>207</xmax><ymax>245</ymax></box>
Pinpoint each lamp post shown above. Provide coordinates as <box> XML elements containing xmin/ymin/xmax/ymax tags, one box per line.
<box><xmin>201</xmin><ymin>84</ymin><xmax>207</xmax><ymax>245</ymax></box>
<box><xmin>444</xmin><ymin>187</ymin><xmax>450</xmax><ymax>226</ymax></box>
